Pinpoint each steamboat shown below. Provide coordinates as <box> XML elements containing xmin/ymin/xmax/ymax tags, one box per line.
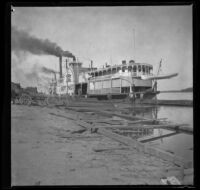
<box><xmin>48</xmin><ymin>56</ymin><xmax>178</xmax><ymax>100</ymax></box>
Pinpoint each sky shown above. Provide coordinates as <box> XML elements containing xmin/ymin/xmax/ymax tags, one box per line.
<box><xmin>11</xmin><ymin>6</ymin><xmax>193</xmax><ymax>92</ymax></box>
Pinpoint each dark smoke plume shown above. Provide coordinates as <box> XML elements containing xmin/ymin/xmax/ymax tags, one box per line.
<box><xmin>41</xmin><ymin>66</ymin><xmax>58</xmax><ymax>74</ymax></box>
<box><xmin>11</xmin><ymin>26</ymin><xmax>75</xmax><ymax>59</ymax></box>
<box><xmin>62</xmin><ymin>51</ymin><xmax>76</xmax><ymax>60</ymax></box>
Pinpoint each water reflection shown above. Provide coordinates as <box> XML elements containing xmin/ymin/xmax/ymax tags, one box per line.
<box><xmin>112</xmin><ymin>128</ymin><xmax>154</xmax><ymax>139</ymax></box>
<box><xmin>117</xmin><ymin>105</ymin><xmax>193</xmax><ymax>161</ymax></box>
<box><xmin>127</xmin><ymin>105</ymin><xmax>160</xmax><ymax>120</ymax></box>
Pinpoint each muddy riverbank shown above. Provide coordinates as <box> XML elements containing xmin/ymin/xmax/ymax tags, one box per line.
<box><xmin>11</xmin><ymin>104</ymin><xmax>192</xmax><ymax>185</ymax></box>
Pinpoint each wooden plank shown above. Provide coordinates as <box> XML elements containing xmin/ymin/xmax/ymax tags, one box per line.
<box><xmin>103</xmin><ymin>126</ymin><xmax>146</xmax><ymax>130</ymax></box>
<box><xmin>139</xmin><ymin>132</ymin><xmax>179</xmax><ymax>143</ymax></box>
<box><xmin>84</xmin><ymin>118</ymin><xmax>125</xmax><ymax>125</ymax></box>
<box><xmin>65</xmin><ymin>106</ymin><xmax>151</xmax><ymax>121</ymax></box>
<box><xmin>48</xmin><ymin>112</ymin><xmax>77</xmax><ymax>120</ymax></box>
<box><xmin>97</xmin><ymin>127</ymin><xmax>139</xmax><ymax>148</ymax></box>
<box><xmin>96</xmin><ymin>127</ymin><xmax>185</xmax><ymax>166</ymax></box>
<box><xmin>56</xmin><ymin>108</ymin><xmax>189</xmax><ymax>168</ymax></box>
<box><xmin>94</xmin><ymin>120</ymin><xmax>124</xmax><ymax>125</ymax></box>
<box><xmin>126</xmin><ymin>118</ymin><xmax>166</xmax><ymax>124</ymax></box>
<box><xmin>83</xmin><ymin>118</ymin><xmax>111</xmax><ymax>122</ymax></box>
<box><xmin>142</xmin><ymin>124</ymin><xmax>193</xmax><ymax>134</ymax></box>
<box><xmin>92</xmin><ymin>147</ymin><xmax>129</xmax><ymax>152</ymax></box>
<box><xmin>110</xmin><ymin>112</ymin><xmax>151</xmax><ymax>121</ymax></box>
<box><xmin>76</xmin><ymin>120</ymin><xmax>94</xmax><ymax>130</ymax></box>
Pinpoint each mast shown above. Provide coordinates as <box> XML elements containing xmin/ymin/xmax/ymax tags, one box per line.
<box><xmin>66</xmin><ymin>59</ymin><xmax>68</xmax><ymax>94</ymax></box>
<box><xmin>133</xmin><ymin>28</ymin><xmax>135</xmax><ymax>61</ymax></box>
<box><xmin>153</xmin><ymin>59</ymin><xmax>162</xmax><ymax>92</ymax></box>
<box><xmin>157</xmin><ymin>59</ymin><xmax>162</xmax><ymax>75</ymax></box>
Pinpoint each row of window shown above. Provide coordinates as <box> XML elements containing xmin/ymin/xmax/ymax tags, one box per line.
<box><xmin>89</xmin><ymin>79</ymin><xmax>133</xmax><ymax>90</ymax></box>
<box><xmin>90</xmin><ymin>65</ymin><xmax>153</xmax><ymax>77</ymax></box>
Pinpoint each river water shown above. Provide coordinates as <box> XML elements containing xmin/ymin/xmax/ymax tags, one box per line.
<box><xmin>157</xmin><ymin>92</ymin><xmax>193</xmax><ymax>100</ymax></box>
<box><xmin>125</xmin><ymin>92</ymin><xmax>193</xmax><ymax>161</ymax></box>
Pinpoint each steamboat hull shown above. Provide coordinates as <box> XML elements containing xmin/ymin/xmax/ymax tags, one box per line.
<box><xmin>85</xmin><ymin>76</ymin><xmax>158</xmax><ymax>100</ymax></box>
<box><xmin>87</xmin><ymin>91</ymin><xmax>159</xmax><ymax>100</ymax></box>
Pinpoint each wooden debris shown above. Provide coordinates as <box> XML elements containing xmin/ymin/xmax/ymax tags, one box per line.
<box><xmin>139</xmin><ymin>132</ymin><xmax>179</xmax><ymax>143</ymax></box>
<box><xmin>160</xmin><ymin>176</ymin><xmax>181</xmax><ymax>185</ymax></box>
<box><xmin>143</xmin><ymin>124</ymin><xmax>193</xmax><ymax>134</ymax></box>
<box><xmin>71</xmin><ymin>128</ymin><xmax>87</xmax><ymax>134</ymax></box>
<box><xmin>92</xmin><ymin>147</ymin><xmax>129</xmax><ymax>152</ymax></box>
<box><xmin>49</xmin><ymin>112</ymin><xmax>77</xmax><ymax>120</ymax></box>
<box><xmin>57</xmin><ymin>102</ymin><xmax>193</xmax><ymax>170</ymax></box>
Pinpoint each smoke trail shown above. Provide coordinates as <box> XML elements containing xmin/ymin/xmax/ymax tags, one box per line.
<box><xmin>40</xmin><ymin>66</ymin><xmax>58</xmax><ymax>74</ymax></box>
<box><xmin>62</xmin><ymin>50</ymin><xmax>76</xmax><ymax>60</ymax></box>
<box><xmin>25</xmin><ymin>64</ymin><xmax>41</xmax><ymax>82</ymax></box>
<box><xmin>11</xmin><ymin>25</ymin><xmax>75</xmax><ymax>59</ymax></box>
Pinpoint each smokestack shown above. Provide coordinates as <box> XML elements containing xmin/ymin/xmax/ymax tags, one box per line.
<box><xmin>122</xmin><ymin>60</ymin><xmax>126</xmax><ymax>65</ymax></box>
<box><xmin>54</xmin><ymin>72</ymin><xmax>57</xmax><ymax>82</ymax></box>
<box><xmin>59</xmin><ymin>56</ymin><xmax>62</xmax><ymax>78</ymax></box>
<box><xmin>91</xmin><ymin>60</ymin><xmax>93</xmax><ymax>69</ymax></box>
<box><xmin>66</xmin><ymin>59</ymin><xmax>68</xmax><ymax>69</ymax></box>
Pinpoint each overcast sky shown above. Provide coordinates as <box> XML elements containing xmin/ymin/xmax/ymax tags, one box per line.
<box><xmin>11</xmin><ymin>6</ymin><xmax>192</xmax><ymax>92</ymax></box>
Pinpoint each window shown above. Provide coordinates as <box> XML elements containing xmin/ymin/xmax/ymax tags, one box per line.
<box><xmin>128</xmin><ymin>66</ymin><xmax>132</xmax><ymax>72</ymax></box>
<box><xmin>146</xmin><ymin>66</ymin><xmax>149</xmax><ymax>74</ymax></box>
<box><xmin>138</xmin><ymin>65</ymin><xmax>141</xmax><ymax>72</ymax></box>
<box><xmin>122</xmin><ymin>66</ymin><xmax>127</xmax><ymax>72</ymax></box>
<box><xmin>149</xmin><ymin>67</ymin><xmax>153</xmax><ymax>74</ymax></box>
<box><xmin>117</xmin><ymin>67</ymin><xmax>121</xmax><ymax>72</ymax></box>
<box><xmin>133</xmin><ymin>65</ymin><xmax>137</xmax><ymax>72</ymax></box>
<box><xmin>112</xmin><ymin>68</ymin><xmax>117</xmax><ymax>74</ymax></box>
<box><xmin>107</xmin><ymin>69</ymin><xmax>111</xmax><ymax>75</ymax></box>
<box><xmin>142</xmin><ymin>65</ymin><xmax>145</xmax><ymax>73</ymax></box>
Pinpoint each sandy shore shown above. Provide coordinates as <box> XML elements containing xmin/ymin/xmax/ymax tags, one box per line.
<box><xmin>11</xmin><ymin>104</ymin><xmax>184</xmax><ymax>185</ymax></box>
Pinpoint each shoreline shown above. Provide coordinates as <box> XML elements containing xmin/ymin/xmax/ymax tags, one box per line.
<box><xmin>141</xmin><ymin>99</ymin><xmax>193</xmax><ymax>107</ymax></box>
<box><xmin>11</xmin><ymin>104</ymin><xmax>193</xmax><ymax>185</ymax></box>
